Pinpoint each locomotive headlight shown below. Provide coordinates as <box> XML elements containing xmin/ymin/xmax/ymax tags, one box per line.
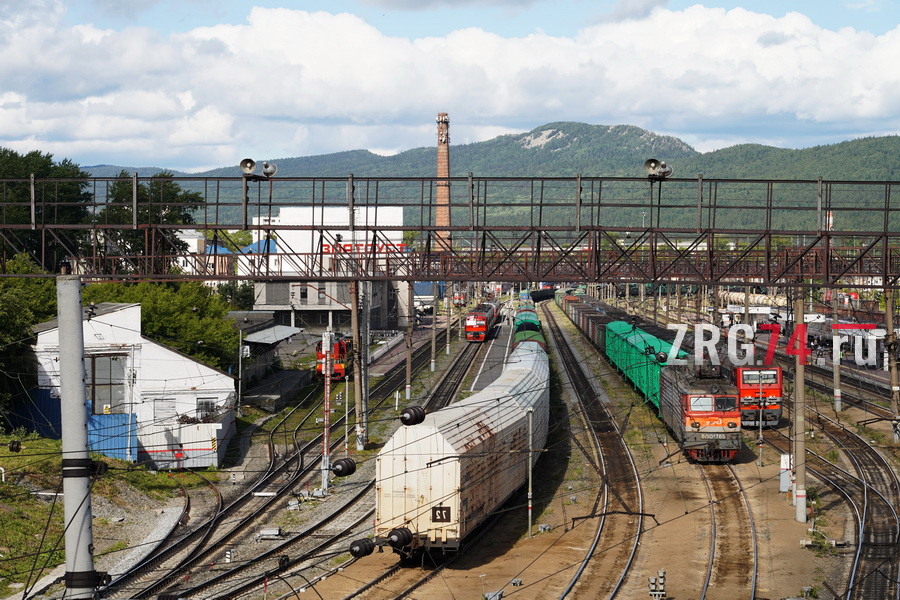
<box><xmin>727</xmin><ymin>422</ymin><xmax>737</xmax><ymax>428</ymax></box>
<box><xmin>691</xmin><ymin>421</ymin><xmax>700</xmax><ymax>429</ymax></box>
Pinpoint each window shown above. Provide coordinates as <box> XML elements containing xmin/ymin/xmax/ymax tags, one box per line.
<box><xmin>742</xmin><ymin>370</ymin><xmax>778</xmax><ymax>385</ymax></box>
<box><xmin>197</xmin><ymin>398</ymin><xmax>216</xmax><ymax>420</ymax></box>
<box><xmin>689</xmin><ymin>396</ymin><xmax>714</xmax><ymax>411</ymax></box>
<box><xmin>716</xmin><ymin>396</ymin><xmax>738</xmax><ymax>411</ymax></box>
<box><xmin>86</xmin><ymin>354</ymin><xmax>126</xmax><ymax>415</ymax></box>
<box><xmin>153</xmin><ymin>398</ymin><xmax>177</xmax><ymax>421</ymax></box>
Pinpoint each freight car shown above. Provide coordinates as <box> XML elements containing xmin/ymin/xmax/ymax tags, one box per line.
<box><xmin>606</xmin><ymin>320</ymin><xmax>742</xmax><ymax>462</ymax></box>
<box><xmin>356</xmin><ymin>301</ymin><xmax>550</xmax><ymax>557</ymax></box>
<box><xmin>561</xmin><ymin>293</ymin><xmax>783</xmax><ymax>430</ymax></box>
<box><xmin>464</xmin><ymin>301</ymin><xmax>500</xmax><ymax>342</ymax></box>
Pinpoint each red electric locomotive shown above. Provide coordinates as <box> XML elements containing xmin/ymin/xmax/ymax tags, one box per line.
<box><xmin>464</xmin><ymin>301</ymin><xmax>500</xmax><ymax>342</ymax></box>
<box><xmin>659</xmin><ymin>364</ymin><xmax>742</xmax><ymax>463</ymax></box>
<box><xmin>316</xmin><ymin>337</ymin><xmax>353</xmax><ymax>380</ymax></box>
<box><xmin>733</xmin><ymin>365</ymin><xmax>783</xmax><ymax>428</ymax></box>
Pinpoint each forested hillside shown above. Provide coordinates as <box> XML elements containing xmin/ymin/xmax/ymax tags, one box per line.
<box><xmin>84</xmin><ymin>122</ymin><xmax>900</xmax><ymax>181</ymax></box>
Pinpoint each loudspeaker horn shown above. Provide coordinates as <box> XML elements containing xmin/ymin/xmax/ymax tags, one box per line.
<box><xmin>239</xmin><ymin>158</ymin><xmax>257</xmax><ymax>174</ymax></box>
<box><xmin>262</xmin><ymin>161</ymin><xmax>278</xmax><ymax>177</ymax></box>
<box><xmin>643</xmin><ymin>158</ymin><xmax>661</xmax><ymax>175</ymax></box>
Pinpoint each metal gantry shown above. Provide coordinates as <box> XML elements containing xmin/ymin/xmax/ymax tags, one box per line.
<box><xmin>1</xmin><ymin>173</ymin><xmax>899</xmax><ymax>288</ymax></box>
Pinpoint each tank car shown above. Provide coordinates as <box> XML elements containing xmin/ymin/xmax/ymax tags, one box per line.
<box><xmin>369</xmin><ymin>304</ymin><xmax>549</xmax><ymax>556</ymax></box>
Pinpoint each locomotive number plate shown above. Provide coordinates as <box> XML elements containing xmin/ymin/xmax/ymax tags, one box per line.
<box><xmin>432</xmin><ymin>506</ymin><xmax>451</xmax><ymax>522</ymax></box>
<box><xmin>700</xmin><ymin>433</ymin><xmax>727</xmax><ymax>439</ymax></box>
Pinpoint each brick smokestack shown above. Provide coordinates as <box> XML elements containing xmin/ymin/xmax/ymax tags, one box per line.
<box><xmin>435</xmin><ymin>112</ymin><xmax>451</xmax><ymax>251</ymax></box>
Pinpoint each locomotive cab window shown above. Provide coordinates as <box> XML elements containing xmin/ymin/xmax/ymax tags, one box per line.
<box><xmin>742</xmin><ymin>370</ymin><xmax>778</xmax><ymax>385</ymax></box>
<box><xmin>689</xmin><ymin>396</ymin><xmax>714</xmax><ymax>411</ymax></box>
<box><xmin>716</xmin><ymin>396</ymin><xmax>738</xmax><ymax>411</ymax></box>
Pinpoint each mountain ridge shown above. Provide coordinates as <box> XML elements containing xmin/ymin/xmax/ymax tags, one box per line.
<box><xmin>83</xmin><ymin>122</ymin><xmax>900</xmax><ymax>181</ymax></box>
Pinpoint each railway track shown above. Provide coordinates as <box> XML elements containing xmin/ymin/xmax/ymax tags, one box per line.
<box><xmin>696</xmin><ymin>464</ymin><xmax>758</xmax><ymax>599</ymax></box>
<box><xmin>541</xmin><ymin>302</ymin><xmax>644</xmax><ymax>599</ymax></box>
<box><xmin>334</xmin><ymin>328</ymin><xmax>495</xmax><ymax>600</ymax></box>
<box><xmin>101</xmin><ymin>325</ymin><xmax>467</xmax><ymax>599</ymax></box>
<box><xmin>764</xmin><ymin>408</ymin><xmax>900</xmax><ymax>599</ymax></box>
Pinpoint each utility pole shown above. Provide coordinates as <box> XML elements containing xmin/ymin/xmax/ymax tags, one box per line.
<box><xmin>794</xmin><ymin>295</ymin><xmax>807</xmax><ymax>523</ymax></box>
<box><xmin>321</xmin><ymin>331</ymin><xmax>333</xmax><ymax>493</ymax></box>
<box><xmin>446</xmin><ymin>283</ymin><xmax>451</xmax><ymax>355</ymax></box>
<box><xmin>833</xmin><ymin>292</ymin><xmax>842</xmax><ymax>412</ymax></box>
<box><xmin>430</xmin><ymin>281</ymin><xmax>437</xmax><ymax>372</ymax></box>
<box><xmin>57</xmin><ymin>275</ymin><xmax>103</xmax><ymax>598</ymax></box>
<box><xmin>406</xmin><ymin>282</ymin><xmax>414</xmax><ymax>400</ymax></box>
<box><xmin>885</xmin><ymin>289</ymin><xmax>900</xmax><ymax>443</ymax></box>
<box><xmin>350</xmin><ymin>280</ymin><xmax>366</xmax><ymax>451</ymax></box>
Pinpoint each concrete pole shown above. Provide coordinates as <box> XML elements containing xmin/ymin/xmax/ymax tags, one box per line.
<box><xmin>430</xmin><ymin>281</ymin><xmax>437</xmax><ymax>372</ymax></box>
<box><xmin>321</xmin><ymin>332</ymin><xmax>332</xmax><ymax>493</ymax></box>
<box><xmin>350</xmin><ymin>281</ymin><xmax>366</xmax><ymax>451</ymax></box>
<box><xmin>406</xmin><ymin>282</ymin><xmax>413</xmax><ymax>400</ymax></box>
<box><xmin>446</xmin><ymin>284</ymin><xmax>451</xmax><ymax>355</ymax></box>
<box><xmin>885</xmin><ymin>289</ymin><xmax>900</xmax><ymax>443</ymax></box>
<box><xmin>833</xmin><ymin>293</ymin><xmax>842</xmax><ymax>413</ymax></box>
<box><xmin>527</xmin><ymin>407</ymin><xmax>534</xmax><ymax>538</ymax></box>
<box><xmin>794</xmin><ymin>295</ymin><xmax>807</xmax><ymax>523</ymax></box>
<box><xmin>57</xmin><ymin>276</ymin><xmax>99</xmax><ymax>599</ymax></box>
<box><xmin>744</xmin><ymin>286</ymin><xmax>751</xmax><ymax>328</ymax></box>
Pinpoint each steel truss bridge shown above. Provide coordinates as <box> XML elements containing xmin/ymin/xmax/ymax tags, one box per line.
<box><xmin>2</xmin><ymin>173</ymin><xmax>900</xmax><ymax>289</ymax></box>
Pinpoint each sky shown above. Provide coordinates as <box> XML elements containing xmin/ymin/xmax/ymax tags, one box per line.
<box><xmin>1</xmin><ymin>0</ymin><xmax>899</xmax><ymax>172</ymax></box>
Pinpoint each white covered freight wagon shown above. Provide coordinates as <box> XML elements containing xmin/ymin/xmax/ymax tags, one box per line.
<box><xmin>373</xmin><ymin>339</ymin><xmax>549</xmax><ymax>554</ymax></box>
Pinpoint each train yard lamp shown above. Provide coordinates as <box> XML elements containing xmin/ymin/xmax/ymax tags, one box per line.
<box><xmin>239</xmin><ymin>158</ymin><xmax>277</xmax><ymax>229</ymax></box>
<box><xmin>642</xmin><ymin>158</ymin><xmax>673</xmax><ymax>231</ymax></box>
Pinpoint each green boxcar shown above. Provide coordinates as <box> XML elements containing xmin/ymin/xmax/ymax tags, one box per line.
<box><xmin>604</xmin><ymin>321</ymin><xmax>687</xmax><ymax>414</ymax></box>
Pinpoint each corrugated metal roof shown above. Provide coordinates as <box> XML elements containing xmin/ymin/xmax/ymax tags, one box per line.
<box><xmin>243</xmin><ymin>325</ymin><xmax>303</xmax><ymax>345</ymax></box>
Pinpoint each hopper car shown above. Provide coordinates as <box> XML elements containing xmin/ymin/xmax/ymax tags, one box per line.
<box><xmin>356</xmin><ymin>300</ymin><xmax>550</xmax><ymax>557</ymax></box>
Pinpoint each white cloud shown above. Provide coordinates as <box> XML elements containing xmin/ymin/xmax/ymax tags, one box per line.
<box><xmin>1</xmin><ymin>4</ymin><xmax>900</xmax><ymax>170</ymax></box>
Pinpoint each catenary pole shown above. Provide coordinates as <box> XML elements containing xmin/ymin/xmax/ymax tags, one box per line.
<box><xmin>794</xmin><ymin>295</ymin><xmax>807</xmax><ymax>523</ymax></box>
<box><xmin>57</xmin><ymin>275</ymin><xmax>101</xmax><ymax>598</ymax></box>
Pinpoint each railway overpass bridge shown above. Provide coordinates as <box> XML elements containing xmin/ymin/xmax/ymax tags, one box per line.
<box><xmin>1</xmin><ymin>173</ymin><xmax>899</xmax><ymax>289</ymax></box>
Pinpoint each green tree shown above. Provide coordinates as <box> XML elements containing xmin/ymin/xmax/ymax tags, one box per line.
<box><xmin>205</xmin><ymin>230</ymin><xmax>253</xmax><ymax>252</ymax></box>
<box><xmin>216</xmin><ymin>281</ymin><xmax>256</xmax><ymax>310</ymax></box>
<box><xmin>83</xmin><ymin>281</ymin><xmax>239</xmax><ymax>371</ymax></box>
<box><xmin>0</xmin><ymin>255</ymin><xmax>60</xmax><ymax>424</ymax></box>
<box><xmin>0</xmin><ymin>287</ymin><xmax>38</xmax><ymax>426</ymax></box>
<box><xmin>94</xmin><ymin>171</ymin><xmax>202</xmax><ymax>274</ymax></box>
<box><xmin>0</xmin><ymin>148</ymin><xmax>92</xmax><ymax>272</ymax></box>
